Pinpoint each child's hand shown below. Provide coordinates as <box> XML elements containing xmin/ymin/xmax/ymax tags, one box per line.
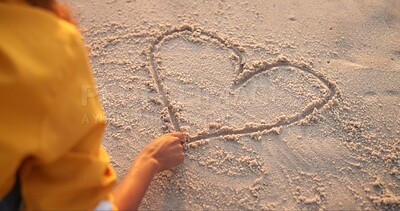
<box><xmin>138</xmin><ymin>132</ymin><xmax>186</xmax><ymax>172</ymax></box>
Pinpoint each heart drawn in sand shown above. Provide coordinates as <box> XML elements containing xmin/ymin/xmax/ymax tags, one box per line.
<box><xmin>148</xmin><ymin>25</ymin><xmax>338</xmax><ymax>142</ymax></box>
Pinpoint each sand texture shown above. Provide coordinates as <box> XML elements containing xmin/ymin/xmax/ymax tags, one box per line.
<box><xmin>67</xmin><ymin>0</ymin><xmax>399</xmax><ymax>210</ymax></box>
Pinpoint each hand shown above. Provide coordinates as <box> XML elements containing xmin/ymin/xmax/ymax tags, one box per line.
<box><xmin>113</xmin><ymin>132</ymin><xmax>186</xmax><ymax>210</ymax></box>
<box><xmin>137</xmin><ymin>132</ymin><xmax>186</xmax><ymax>172</ymax></box>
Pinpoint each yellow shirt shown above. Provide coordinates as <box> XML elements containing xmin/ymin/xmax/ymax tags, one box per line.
<box><xmin>0</xmin><ymin>2</ymin><xmax>117</xmax><ymax>210</ymax></box>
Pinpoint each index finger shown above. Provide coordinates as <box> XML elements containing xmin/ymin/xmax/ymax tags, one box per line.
<box><xmin>167</xmin><ymin>132</ymin><xmax>186</xmax><ymax>140</ymax></box>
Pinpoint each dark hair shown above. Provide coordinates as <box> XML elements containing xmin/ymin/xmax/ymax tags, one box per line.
<box><xmin>27</xmin><ymin>0</ymin><xmax>77</xmax><ymax>25</ymax></box>
<box><xmin>27</xmin><ymin>0</ymin><xmax>52</xmax><ymax>8</ymax></box>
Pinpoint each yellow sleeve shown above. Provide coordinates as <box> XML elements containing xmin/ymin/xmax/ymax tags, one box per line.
<box><xmin>0</xmin><ymin>3</ymin><xmax>117</xmax><ymax>210</ymax></box>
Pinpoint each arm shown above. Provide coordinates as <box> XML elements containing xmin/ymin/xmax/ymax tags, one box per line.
<box><xmin>113</xmin><ymin>132</ymin><xmax>186</xmax><ymax>211</ymax></box>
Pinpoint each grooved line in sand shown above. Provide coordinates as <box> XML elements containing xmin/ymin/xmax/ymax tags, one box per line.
<box><xmin>148</xmin><ymin>25</ymin><xmax>338</xmax><ymax>142</ymax></box>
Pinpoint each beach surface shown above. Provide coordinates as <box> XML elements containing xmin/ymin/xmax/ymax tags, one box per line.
<box><xmin>67</xmin><ymin>0</ymin><xmax>399</xmax><ymax>210</ymax></box>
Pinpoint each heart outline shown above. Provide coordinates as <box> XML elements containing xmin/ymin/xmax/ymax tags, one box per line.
<box><xmin>148</xmin><ymin>25</ymin><xmax>339</xmax><ymax>142</ymax></box>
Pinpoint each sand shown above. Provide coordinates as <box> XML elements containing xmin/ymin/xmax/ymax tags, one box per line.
<box><xmin>66</xmin><ymin>0</ymin><xmax>399</xmax><ymax>210</ymax></box>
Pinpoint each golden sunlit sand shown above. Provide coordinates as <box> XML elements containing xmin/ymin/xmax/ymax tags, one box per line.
<box><xmin>67</xmin><ymin>0</ymin><xmax>399</xmax><ymax>210</ymax></box>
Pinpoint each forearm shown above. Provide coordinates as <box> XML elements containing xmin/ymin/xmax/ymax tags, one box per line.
<box><xmin>112</xmin><ymin>155</ymin><xmax>159</xmax><ymax>211</ymax></box>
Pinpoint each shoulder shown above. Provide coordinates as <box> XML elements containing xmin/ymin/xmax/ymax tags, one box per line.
<box><xmin>0</xmin><ymin>3</ymin><xmax>104</xmax><ymax>161</ymax></box>
<box><xmin>0</xmin><ymin>2</ymin><xmax>84</xmax><ymax>64</ymax></box>
<box><xmin>0</xmin><ymin>2</ymin><xmax>88</xmax><ymax>109</ymax></box>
